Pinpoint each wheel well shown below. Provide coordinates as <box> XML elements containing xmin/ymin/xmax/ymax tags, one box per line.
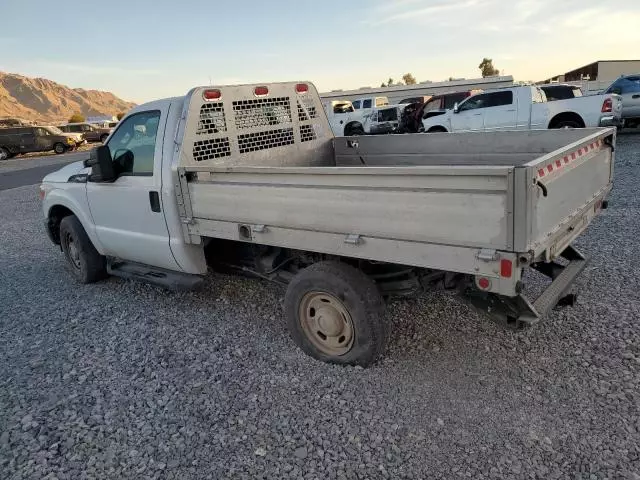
<box><xmin>548</xmin><ymin>112</ymin><xmax>585</xmax><ymax>129</ymax></box>
<box><xmin>344</xmin><ymin>121</ymin><xmax>363</xmax><ymax>134</ymax></box>
<box><xmin>427</xmin><ymin>126</ymin><xmax>448</xmax><ymax>133</ymax></box>
<box><xmin>47</xmin><ymin>205</ymin><xmax>74</xmax><ymax>244</ymax></box>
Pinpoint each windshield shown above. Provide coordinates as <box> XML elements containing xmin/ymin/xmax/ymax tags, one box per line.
<box><xmin>44</xmin><ymin>126</ymin><xmax>63</xmax><ymax>135</ymax></box>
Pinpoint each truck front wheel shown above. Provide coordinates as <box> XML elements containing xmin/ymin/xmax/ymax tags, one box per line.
<box><xmin>284</xmin><ymin>261</ymin><xmax>386</xmax><ymax>367</ymax></box>
<box><xmin>59</xmin><ymin>215</ymin><xmax>107</xmax><ymax>284</ymax></box>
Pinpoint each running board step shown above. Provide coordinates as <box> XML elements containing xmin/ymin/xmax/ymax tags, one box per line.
<box><xmin>107</xmin><ymin>260</ymin><xmax>204</xmax><ymax>291</ymax></box>
<box><xmin>531</xmin><ymin>256</ymin><xmax>588</xmax><ymax>316</ymax></box>
<box><xmin>463</xmin><ymin>245</ymin><xmax>589</xmax><ymax>329</ymax></box>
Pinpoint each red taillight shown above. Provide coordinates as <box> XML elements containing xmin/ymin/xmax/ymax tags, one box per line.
<box><xmin>601</xmin><ymin>98</ymin><xmax>612</xmax><ymax>113</ymax></box>
<box><xmin>500</xmin><ymin>259</ymin><xmax>513</xmax><ymax>278</ymax></box>
<box><xmin>477</xmin><ymin>277</ymin><xmax>491</xmax><ymax>290</ymax></box>
<box><xmin>254</xmin><ymin>86</ymin><xmax>269</xmax><ymax>96</ymax></box>
<box><xmin>295</xmin><ymin>83</ymin><xmax>308</xmax><ymax>94</ymax></box>
<box><xmin>203</xmin><ymin>89</ymin><xmax>221</xmax><ymax>100</ymax></box>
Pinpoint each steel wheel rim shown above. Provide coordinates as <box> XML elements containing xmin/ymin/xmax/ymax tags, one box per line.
<box><xmin>63</xmin><ymin>232</ymin><xmax>81</xmax><ymax>270</ymax></box>
<box><xmin>299</xmin><ymin>291</ymin><xmax>354</xmax><ymax>356</ymax></box>
<box><xmin>55</xmin><ymin>144</ymin><xmax>64</xmax><ymax>153</ymax></box>
<box><xmin>0</xmin><ymin>150</ymin><xmax>7</xmax><ymax>161</ymax></box>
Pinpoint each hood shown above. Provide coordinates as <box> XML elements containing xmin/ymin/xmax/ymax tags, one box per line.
<box><xmin>42</xmin><ymin>160</ymin><xmax>90</xmax><ymax>183</ymax></box>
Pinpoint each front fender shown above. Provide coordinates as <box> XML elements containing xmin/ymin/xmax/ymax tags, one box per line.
<box><xmin>43</xmin><ymin>186</ymin><xmax>106</xmax><ymax>254</ymax></box>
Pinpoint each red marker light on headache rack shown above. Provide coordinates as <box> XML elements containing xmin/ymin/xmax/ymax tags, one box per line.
<box><xmin>295</xmin><ymin>83</ymin><xmax>309</xmax><ymax>94</ymax></box>
<box><xmin>254</xmin><ymin>86</ymin><xmax>269</xmax><ymax>96</ymax></box>
<box><xmin>203</xmin><ymin>89</ymin><xmax>221</xmax><ymax>100</ymax></box>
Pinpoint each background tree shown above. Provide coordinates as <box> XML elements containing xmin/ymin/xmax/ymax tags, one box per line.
<box><xmin>381</xmin><ymin>77</ymin><xmax>395</xmax><ymax>87</ymax></box>
<box><xmin>478</xmin><ymin>58</ymin><xmax>499</xmax><ymax>77</ymax></box>
<box><xmin>402</xmin><ymin>73</ymin><xmax>417</xmax><ymax>85</ymax></box>
<box><xmin>68</xmin><ymin>113</ymin><xmax>85</xmax><ymax>123</ymax></box>
<box><xmin>116</xmin><ymin>112</ymin><xmax>125</xmax><ymax>121</ymax></box>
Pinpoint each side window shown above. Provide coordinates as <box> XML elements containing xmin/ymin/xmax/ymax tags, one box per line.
<box><xmin>458</xmin><ymin>94</ymin><xmax>489</xmax><ymax>112</ymax></box>
<box><xmin>619</xmin><ymin>77</ymin><xmax>640</xmax><ymax>94</ymax></box>
<box><xmin>444</xmin><ymin>94</ymin><xmax>465</xmax><ymax>109</ymax></box>
<box><xmin>487</xmin><ymin>91</ymin><xmax>513</xmax><ymax>107</ymax></box>
<box><xmin>106</xmin><ymin>111</ymin><xmax>161</xmax><ymax>177</ymax></box>
<box><xmin>81</xmin><ymin>125</ymin><xmax>93</xmax><ymax>132</ymax></box>
<box><xmin>352</xmin><ymin>100</ymin><xmax>361</xmax><ymax>109</ymax></box>
<box><xmin>70</xmin><ymin>125</ymin><xmax>82</xmax><ymax>133</ymax></box>
<box><xmin>375</xmin><ymin>97</ymin><xmax>388</xmax><ymax>107</ymax></box>
<box><xmin>35</xmin><ymin>128</ymin><xmax>49</xmax><ymax>136</ymax></box>
<box><xmin>422</xmin><ymin>97</ymin><xmax>443</xmax><ymax>116</ymax></box>
<box><xmin>362</xmin><ymin>99</ymin><xmax>372</xmax><ymax>109</ymax></box>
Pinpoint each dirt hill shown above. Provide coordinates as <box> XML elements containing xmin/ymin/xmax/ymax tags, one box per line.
<box><xmin>0</xmin><ymin>71</ymin><xmax>136</xmax><ymax>123</ymax></box>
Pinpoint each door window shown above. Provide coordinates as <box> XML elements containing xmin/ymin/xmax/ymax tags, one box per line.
<box><xmin>458</xmin><ymin>94</ymin><xmax>489</xmax><ymax>111</ymax></box>
<box><xmin>81</xmin><ymin>124</ymin><xmax>93</xmax><ymax>132</ymax></box>
<box><xmin>444</xmin><ymin>93</ymin><xmax>467</xmax><ymax>109</ymax></box>
<box><xmin>106</xmin><ymin>110</ymin><xmax>160</xmax><ymax>177</ymax></box>
<box><xmin>352</xmin><ymin>100</ymin><xmax>361</xmax><ymax>109</ymax></box>
<box><xmin>362</xmin><ymin>99</ymin><xmax>372</xmax><ymax>109</ymax></box>
<box><xmin>35</xmin><ymin>128</ymin><xmax>50</xmax><ymax>136</ymax></box>
<box><xmin>487</xmin><ymin>91</ymin><xmax>513</xmax><ymax>107</ymax></box>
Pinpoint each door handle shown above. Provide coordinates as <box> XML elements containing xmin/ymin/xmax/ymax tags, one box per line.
<box><xmin>632</xmin><ymin>94</ymin><xmax>640</xmax><ymax>99</ymax></box>
<box><xmin>149</xmin><ymin>191</ymin><xmax>161</xmax><ymax>212</ymax></box>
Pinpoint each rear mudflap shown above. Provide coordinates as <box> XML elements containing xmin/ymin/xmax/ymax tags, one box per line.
<box><xmin>462</xmin><ymin>245</ymin><xmax>588</xmax><ymax>329</ymax></box>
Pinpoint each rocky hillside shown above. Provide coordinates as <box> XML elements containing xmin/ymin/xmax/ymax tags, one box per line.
<box><xmin>0</xmin><ymin>72</ymin><xmax>136</xmax><ymax>123</ymax></box>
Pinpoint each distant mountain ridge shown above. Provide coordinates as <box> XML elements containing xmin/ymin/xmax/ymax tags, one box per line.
<box><xmin>0</xmin><ymin>71</ymin><xmax>136</xmax><ymax>123</ymax></box>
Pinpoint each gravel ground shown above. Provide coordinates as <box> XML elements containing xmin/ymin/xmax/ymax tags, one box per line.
<box><xmin>1</xmin><ymin>133</ymin><xmax>639</xmax><ymax>479</ymax></box>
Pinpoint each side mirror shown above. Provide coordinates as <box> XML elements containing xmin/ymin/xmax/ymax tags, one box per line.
<box><xmin>453</xmin><ymin>102</ymin><xmax>459</xmax><ymax>113</ymax></box>
<box><xmin>84</xmin><ymin>145</ymin><xmax>116</xmax><ymax>182</ymax></box>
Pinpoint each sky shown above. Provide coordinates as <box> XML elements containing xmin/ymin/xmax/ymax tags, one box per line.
<box><xmin>1</xmin><ymin>0</ymin><xmax>639</xmax><ymax>103</ymax></box>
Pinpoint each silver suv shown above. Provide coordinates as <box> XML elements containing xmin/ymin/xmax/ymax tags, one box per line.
<box><xmin>605</xmin><ymin>74</ymin><xmax>640</xmax><ymax>128</ymax></box>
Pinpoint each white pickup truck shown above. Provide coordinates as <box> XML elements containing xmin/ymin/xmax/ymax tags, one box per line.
<box><xmin>323</xmin><ymin>99</ymin><xmax>401</xmax><ymax>136</ymax></box>
<box><xmin>422</xmin><ymin>85</ymin><xmax>622</xmax><ymax>133</ymax></box>
<box><xmin>41</xmin><ymin>81</ymin><xmax>615</xmax><ymax>366</ymax></box>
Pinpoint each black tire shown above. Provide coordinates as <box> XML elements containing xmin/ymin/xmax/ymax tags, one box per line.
<box><xmin>53</xmin><ymin>143</ymin><xmax>67</xmax><ymax>154</ymax></box>
<box><xmin>100</xmin><ymin>134</ymin><xmax>109</xmax><ymax>143</ymax></box>
<box><xmin>284</xmin><ymin>261</ymin><xmax>386</xmax><ymax>367</ymax></box>
<box><xmin>345</xmin><ymin>124</ymin><xmax>365</xmax><ymax>136</ymax></box>
<box><xmin>0</xmin><ymin>147</ymin><xmax>11</xmax><ymax>161</ymax></box>
<box><xmin>552</xmin><ymin>120</ymin><xmax>581</xmax><ymax>129</ymax></box>
<box><xmin>59</xmin><ymin>215</ymin><xmax>107</xmax><ymax>284</ymax></box>
<box><xmin>427</xmin><ymin>126</ymin><xmax>447</xmax><ymax>133</ymax></box>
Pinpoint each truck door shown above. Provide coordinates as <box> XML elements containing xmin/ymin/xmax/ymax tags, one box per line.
<box><xmin>19</xmin><ymin>129</ymin><xmax>37</xmax><ymax>152</ymax></box>
<box><xmin>450</xmin><ymin>93</ymin><xmax>488</xmax><ymax>131</ymax></box>
<box><xmin>33</xmin><ymin>127</ymin><xmax>53</xmax><ymax>151</ymax></box>
<box><xmin>86</xmin><ymin>108</ymin><xmax>179</xmax><ymax>271</ymax></box>
<box><xmin>482</xmin><ymin>91</ymin><xmax>517</xmax><ymax>131</ymax></box>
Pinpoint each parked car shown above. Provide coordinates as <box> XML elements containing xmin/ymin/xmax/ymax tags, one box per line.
<box><xmin>604</xmin><ymin>74</ymin><xmax>640</xmax><ymax>128</ymax></box>
<box><xmin>400</xmin><ymin>90</ymin><xmax>481</xmax><ymax>133</ymax></box>
<box><xmin>44</xmin><ymin>125</ymin><xmax>85</xmax><ymax>147</ymax></box>
<box><xmin>58</xmin><ymin>123</ymin><xmax>112</xmax><ymax>143</ymax></box>
<box><xmin>41</xmin><ymin>81</ymin><xmax>615</xmax><ymax>366</ymax></box>
<box><xmin>323</xmin><ymin>99</ymin><xmax>401</xmax><ymax>135</ymax></box>
<box><xmin>421</xmin><ymin>86</ymin><xmax>622</xmax><ymax>133</ymax></box>
<box><xmin>0</xmin><ymin>126</ymin><xmax>75</xmax><ymax>160</ymax></box>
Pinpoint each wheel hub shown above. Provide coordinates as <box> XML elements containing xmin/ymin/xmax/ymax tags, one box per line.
<box><xmin>299</xmin><ymin>292</ymin><xmax>355</xmax><ymax>356</ymax></box>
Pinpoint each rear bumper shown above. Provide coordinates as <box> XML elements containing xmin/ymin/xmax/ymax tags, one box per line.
<box><xmin>599</xmin><ymin>115</ymin><xmax>623</xmax><ymax>127</ymax></box>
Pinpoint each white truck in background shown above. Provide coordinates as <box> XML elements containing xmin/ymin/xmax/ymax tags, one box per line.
<box><xmin>422</xmin><ymin>85</ymin><xmax>622</xmax><ymax>133</ymax></box>
<box><xmin>323</xmin><ymin>99</ymin><xmax>402</xmax><ymax>136</ymax></box>
<box><xmin>40</xmin><ymin>81</ymin><xmax>615</xmax><ymax>367</ymax></box>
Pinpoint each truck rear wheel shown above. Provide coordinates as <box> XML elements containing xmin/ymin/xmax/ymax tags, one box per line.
<box><xmin>284</xmin><ymin>261</ymin><xmax>386</xmax><ymax>367</ymax></box>
<box><xmin>53</xmin><ymin>143</ymin><xmax>67</xmax><ymax>154</ymax></box>
<box><xmin>59</xmin><ymin>215</ymin><xmax>107</xmax><ymax>284</ymax></box>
